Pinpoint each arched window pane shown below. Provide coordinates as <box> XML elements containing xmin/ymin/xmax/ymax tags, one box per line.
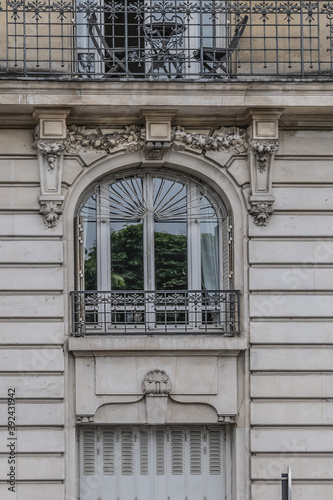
<box><xmin>79</xmin><ymin>172</ymin><xmax>226</xmax><ymax>292</ymax></box>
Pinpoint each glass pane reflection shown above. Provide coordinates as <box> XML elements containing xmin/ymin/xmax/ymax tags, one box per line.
<box><xmin>154</xmin><ymin>221</ymin><xmax>187</xmax><ymax>290</ymax></box>
<box><xmin>110</xmin><ymin>221</ymin><xmax>144</xmax><ymax>290</ymax></box>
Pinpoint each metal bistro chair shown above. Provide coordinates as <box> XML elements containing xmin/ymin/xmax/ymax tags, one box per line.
<box><xmin>87</xmin><ymin>13</ymin><xmax>131</xmax><ymax>76</ymax></box>
<box><xmin>194</xmin><ymin>15</ymin><xmax>248</xmax><ymax>76</ymax></box>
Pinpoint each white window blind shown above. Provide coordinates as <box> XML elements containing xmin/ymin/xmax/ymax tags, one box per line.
<box><xmin>79</xmin><ymin>425</ymin><xmax>229</xmax><ymax>500</ymax></box>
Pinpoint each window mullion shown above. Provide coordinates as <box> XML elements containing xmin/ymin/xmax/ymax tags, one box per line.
<box><xmin>144</xmin><ymin>174</ymin><xmax>155</xmax><ymax>291</ymax></box>
<box><xmin>97</xmin><ymin>184</ymin><xmax>111</xmax><ymax>290</ymax></box>
<box><xmin>187</xmin><ymin>182</ymin><xmax>201</xmax><ymax>291</ymax></box>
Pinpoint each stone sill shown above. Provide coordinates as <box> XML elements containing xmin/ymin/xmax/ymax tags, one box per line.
<box><xmin>68</xmin><ymin>334</ymin><xmax>247</xmax><ymax>356</ymax></box>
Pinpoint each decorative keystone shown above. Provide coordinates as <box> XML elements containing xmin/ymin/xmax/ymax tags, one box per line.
<box><xmin>142</xmin><ymin>369</ymin><xmax>172</xmax><ymax>395</ymax></box>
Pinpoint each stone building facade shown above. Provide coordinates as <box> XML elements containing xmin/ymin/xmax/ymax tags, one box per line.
<box><xmin>1</xmin><ymin>2</ymin><xmax>333</xmax><ymax>500</ymax></box>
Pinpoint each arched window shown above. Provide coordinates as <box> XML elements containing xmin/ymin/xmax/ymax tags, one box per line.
<box><xmin>73</xmin><ymin>170</ymin><xmax>239</xmax><ymax>334</ymax></box>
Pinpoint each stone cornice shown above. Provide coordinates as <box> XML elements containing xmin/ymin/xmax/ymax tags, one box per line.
<box><xmin>2</xmin><ymin>81</ymin><xmax>333</xmax><ymax>127</ymax></box>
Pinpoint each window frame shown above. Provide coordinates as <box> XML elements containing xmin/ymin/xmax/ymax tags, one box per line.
<box><xmin>77</xmin><ymin>170</ymin><xmax>231</xmax><ymax>293</ymax></box>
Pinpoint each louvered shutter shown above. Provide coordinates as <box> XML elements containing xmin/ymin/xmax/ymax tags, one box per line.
<box><xmin>80</xmin><ymin>425</ymin><xmax>227</xmax><ymax>500</ymax></box>
<box><xmin>79</xmin><ymin>428</ymin><xmax>102</xmax><ymax>500</ymax></box>
<box><xmin>82</xmin><ymin>428</ymin><xmax>96</xmax><ymax>476</ymax></box>
<box><xmin>102</xmin><ymin>428</ymin><xmax>115</xmax><ymax>475</ymax></box>
<box><xmin>206</xmin><ymin>427</ymin><xmax>226</xmax><ymax>500</ymax></box>
<box><xmin>222</xmin><ymin>217</ymin><xmax>233</xmax><ymax>289</ymax></box>
<box><xmin>74</xmin><ymin>216</ymin><xmax>85</xmax><ymax>290</ymax></box>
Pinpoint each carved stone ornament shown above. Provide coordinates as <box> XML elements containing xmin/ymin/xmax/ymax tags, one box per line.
<box><xmin>35</xmin><ymin>140</ymin><xmax>66</xmax><ymax>172</ymax></box>
<box><xmin>249</xmin><ymin>139</ymin><xmax>279</xmax><ymax>172</ymax></box>
<box><xmin>65</xmin><ymin>124</ymin><xmax>146</xmax><ymax>154</ymax></box>
<box><xmin>142</xmin><ymin>369</ymin><xmax>172</xmax><ymax>395</ymax></box>
<box><xmin>249</xmin><ymin>202</ymin><xmax>274</xmax><ymax>226</ymax></box>
<box><xmin>64</xmin><ymin>124</ymin><xmax>248</xmax><ymax>156</ymax></box>
<box><xmin>171</xmin><ymin>126</ymin><xmax>248</xmax><ymax>154</ymax></box>
<box><xmin>39</xmin><ymin>201</ymin><xmax>63</xmax><ymax>228</ymax></box>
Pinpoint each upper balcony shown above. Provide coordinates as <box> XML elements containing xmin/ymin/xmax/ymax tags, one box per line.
<box><xmin>2</xmin><ymin>0</ymin><xmax>333</xmax><ymax>81</ymax></box>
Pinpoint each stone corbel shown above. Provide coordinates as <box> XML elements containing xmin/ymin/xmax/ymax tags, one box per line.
<box><xmin>33</xmin><ymin>108</ymin><xmax>70</xmax><ymax>227</ymax></box>
<box><xmin>142</xmin><ymin>111</ymin><xmax>175</xmax><ymax>161</ymax></box>
<box><xmin>248</xmin><ymin>109</ymin><xmax>284</xmax><ymax>226</ymax></box>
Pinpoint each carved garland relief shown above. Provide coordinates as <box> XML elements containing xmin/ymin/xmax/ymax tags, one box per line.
<box><xmin>34</xmin><ymin>123</ymin><xmax>279</xmax><ymax>227</ymax></box>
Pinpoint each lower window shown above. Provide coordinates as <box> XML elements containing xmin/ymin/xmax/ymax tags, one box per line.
<box><xmin>79</xmin><ymin>425</ymin><xmax>231</xmax><ymax>500</ymax></box>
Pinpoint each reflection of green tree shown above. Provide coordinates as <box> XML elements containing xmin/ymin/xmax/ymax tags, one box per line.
<box><xmin>84</xmin><ymin>223</ymin><xmax>187</xmax><ymax>290</ymax></box>
<box><xmin>111</xmin><ymin>224</ymin><xmax>144</xmax><ymax>290</ymax></box>
<box><xmin>155</xmin><ymin>229</ymin><xmax>187</xmax><ymax>290</ymax></box>
<box><xmin>84</xmin><ymin>245</ymin><xmax>97</xmax><ymax>290</ymax></box>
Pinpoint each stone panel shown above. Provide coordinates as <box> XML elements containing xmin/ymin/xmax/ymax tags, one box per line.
<box><xmin>227</xmin><ymin>158</ymin><xmax>250</xmax><ymax>186</ymax></box>
<box><xmin>249</xmin><ymin>215</ymin><xmax>333</xmax><ymax>237</ymax></box>
<box><xmin>252</xmin><ymin>483</ymin><xmax>333</xmax><ymax>500</ymax></box>
<box><xmin>0</xmin><ymin>214</ymin><xmax>62</xmax><ymax>236</ymax></box>
<box><xmin>0</xmin><ymin>484</ymin><xmax>64</xmax><ymax>500</ymax></box>
<box><xmin>0</xmin><ymin>267</ymin><xmax>63</xmax><ymax>291</ymax></box>
<box><xmin>272</xmin><ymin>187</ymin><xmax>333</xmax><ymax>211</ymax></box>
<box><xmin>279</xmin><ymin>130</ymin><xmax>333</xmax><ymax>156</ymax></box>
<box><xmin>273</xmin><ymin>158</ymin><xmax>333</xmax><ymax>183</ymax></box>
<box><xmin>0</xmin><ymin>158</ymin><xmax>39</xmax><ymax>183</ymax></box>
<box><xmin>251</xmin><ymin>428</ymin><xmax>333</xmax><ymax>452</ymax></box>
<box><xmin>250</xmin><ymin>321</ymin><xmax>333</xmax><ymax>344</ymax></box>
<box><xmin>0</xmin><ymin>348</ymin><xmax>64</xmax><ymax>372</ymax></box>
<box><xmin>249</xmin><ymin>268</ymin><xmax>333</xmax><ymax>291</ymax></box>
<box><xmin>0</xmin><ymin>295</ymin><xmax>64</xmax><ymax>318</ymax></box>
<box><xmin>0</xmin><ymin>130</ymin><xmax>35</xmax><ymax>154</ymax></box>
<box><xmin>251</xmin><ymin>347</ymin><xmax>333</xmax><ymax>371</ymax></box>
<box><xmin>252</xmin><ymin>456</ymin><xmax>333</xmax><ymax>480</ymax></box>
<box><xmin>62</xmin><ymin>157</ymin><xmax>84</xmax><ymax>186</ymax></box>
<box><xmin>0</xmin><ymin>429</ymin><xmax>64</xmax><ymax>452</ymax></box>
<box><xmin>0</xmin><ymin>240</ymin><xmax>63</xmax><ymax>264</ymax></box>
<box><xmin>251</xmin><ymin>401</ymin><xmax>333</xmax><ymax>425</ymax></box>
<box><xmin>249</xmin><ymin>240</ymin><xmax>333</xmax><ymax>264</ymax></box>
<box><xmin>0</xmin><ymin>456</ymin><xmax>64</xmax><ymax>480</ymax></box>
<box><xmin>251</xmin><ymin>374</ymin><xmax>333</xmax><ymax>398</ymax></box>
<box><xmin>0</xmin><ymin>322</ymin><xmax>64</xmax><ymax>345</ymax></box>
<box><xmin>0</xmin><ymin>186</ymin><xmax>40</xmax><ymax>210</ymax></box>
<box><xmin>250</xmin><ymin>294</ymin><xmax>333</xmax><ymax>318</ymax></box>
<box><xmin>0</xmin><ymin>402</ymin><xmax>64</xmax><ymax>425</ymax></box>
<box><xmin>0</xmin><ymin>375</ymin><xmax>64</xmax><ymax>398</ymax></box>
<box><xmin>95</xmin><ymin>356</ymin><xmax>218</xmax><ymax>395</ymax></box>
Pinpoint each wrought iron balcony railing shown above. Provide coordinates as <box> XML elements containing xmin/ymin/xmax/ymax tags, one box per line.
<box><xmin>70</xmin><ymin>290</ymin><xmax>240</xmax><ymax>335</ymax></box>
<box><xmin>3</xmin><ymin>1</ymin><xmax>333</xmax><ymax>80</ymax></box>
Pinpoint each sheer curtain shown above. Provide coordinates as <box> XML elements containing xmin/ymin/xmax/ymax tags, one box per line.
<box><xmin>201</xmin><ymin>222</ymin><xmax>219</xmax><ymax>290</ymax></box>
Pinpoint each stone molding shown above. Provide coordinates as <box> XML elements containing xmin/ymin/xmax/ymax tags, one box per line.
<box><xmin>142</xmin><ymin>369</ymin><xmax>172</xmax><ymax>395</ymax></box>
